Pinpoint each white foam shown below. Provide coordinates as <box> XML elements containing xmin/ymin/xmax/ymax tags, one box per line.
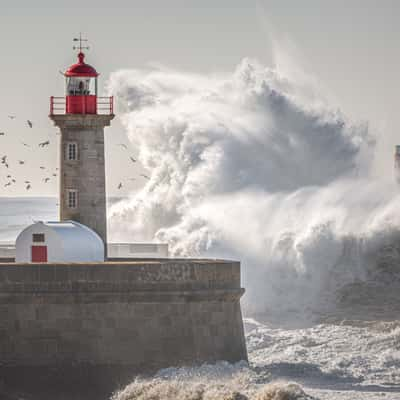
<box><xmin>107</xmin><ymin>58</ymin><xmax>400</xmax><ymax>318</ymax></box>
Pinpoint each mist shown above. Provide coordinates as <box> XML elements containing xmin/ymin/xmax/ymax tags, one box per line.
<box><xmin>107</xmin><ymin>58</ymin><xmax>400</xmax><ymax>319</ymax></box>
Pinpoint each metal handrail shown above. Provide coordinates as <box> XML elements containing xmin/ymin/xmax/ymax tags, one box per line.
<box><xmin>50</xmin><ymin>96</ymin><xmax>114</xmax><ymax>115</ymax></box>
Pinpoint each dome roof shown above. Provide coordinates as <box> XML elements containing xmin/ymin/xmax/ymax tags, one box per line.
<box><xmin>65</xmin><ymin>52</ymin><xmax>98</xmax><ymax>77</ymax></box>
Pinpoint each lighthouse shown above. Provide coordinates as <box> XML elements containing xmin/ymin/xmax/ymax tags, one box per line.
<box><xmin>49</xmin><ymin>36</ymin><xmax>114</xmax><ymax>246</ymax></box>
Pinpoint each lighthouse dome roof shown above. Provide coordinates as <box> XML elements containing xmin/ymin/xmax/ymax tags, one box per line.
<box><xmin>65</xmin><ymin>52</ymin><xmax>98</xmax><ymax>77</ymax></box>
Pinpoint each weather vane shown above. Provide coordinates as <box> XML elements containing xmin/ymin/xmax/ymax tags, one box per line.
<box><xmin>73</xmin><ymin>33</ymin><xmax>89</xmax><ymax>52</ymax></box>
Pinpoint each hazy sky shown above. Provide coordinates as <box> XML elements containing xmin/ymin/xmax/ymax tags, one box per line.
<box><xmin>0</xmin><ymin>0</ymin><xmax>399</xmax><ymax>197</ymax></box>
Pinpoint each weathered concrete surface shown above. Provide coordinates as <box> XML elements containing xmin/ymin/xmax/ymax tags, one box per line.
<box><xmin>50</xmin><ymin>114</ymin><xmax>113</xmax><ymax>244</ymax></box>
<box><xmin>0</xmin><ymin>259</ymin><xmax>247</xmax><ymax>398</ymax></box>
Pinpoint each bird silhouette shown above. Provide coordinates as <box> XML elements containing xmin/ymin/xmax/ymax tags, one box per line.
<box><xmin>1</xmin><ymin>156</ymin><xmax>7</xmax><ymax>164</ymax></box>
<box><xmin>39</xmin><ymin>166</ymin><xmax>45</xmax><ymax>170</ymax></box>
<box><xmin>0</xmin><ymin>132</ymin><xmax>5</xmax><ymax>136</ymax></box>
<box><xmin>6</xmin><ymin>175</ymin><xmax>11</xmax><ymax>178</ymax></box>
<box><xmin>129</xmin><ymin>156</ymin><xmax>137</xmax><ymax>163</ymax></box>
<box><xmin>21</xmin><ymin>142</ymin><xmax>30</xmax><ymax>147</ymax></box>
<box><xmin>18</xmin><ymin>160</ymin><xmax>24</xmax><ymax>165</ymax></box>
<box><xmin>38</xmin><ymin>140</ymin><xmax>50</xmax><ymax>147</ymax></box>
<box><xmin>4</xmin><ymin>182</ymin><xmax>11</xmax><ymax>187</ymax></box>
<box><xmin>11</xmin><ymin>179</ymin><xmax>16</xmax><ymax>183</ymax></box>
<box><xmin>26</xmin><ymin>184</ymin><xmax>31</xmax><ymax>190</ymax></box>
<box><xmin>52</xmin><ymin>173</ymin><xmax>57</xmax><ymax>177</ymax></box>
<box><xmin>43</xmin><ymin>178</ymin><xmax>50</xmax><ymax>183</ymax></box>
<box><xmin>24</xmin><ymin>180</ymin><xmax>31</xmax><ymax>184</ymax></box>
<box><xmin>8</xmin><ymin>115</ymin><xmax>16</xmax><ymax>120</ymax></box>
<box><xmin>117</xmin><ymin>182</ymin><xmax>122</xmax><ymax>189</ymax></box>
<box><xmin>27</xmin><ymin>120</ymin><xmax>33</xmax><ymax>128</ymax></box>
<box><xmin>140</xmin><ymin>174</ymin><xmax>150</xmax><ymax>180</ymax></box>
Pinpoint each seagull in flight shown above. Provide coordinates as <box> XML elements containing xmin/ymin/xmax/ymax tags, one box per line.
<box><xmin>0</xmin><ymin>132</ymin><xmax>5</xmax><ymax>136</ymax></box>
<box><xmin>18</xmin><ymin>160</ymin><xmax>25</xmax><ymax>165</ymax></box>
<box><xmin>26</xmin><ymin>184</ymin><xmax>31</xmax><ymax>190</ymax></box>
<box><xmin>4</xmin><ymin>182</ymin><xmax>11</xmax><ymax>187</ymax></box>
<box><xmin>6</xmin><ymin>175</ymin><xmax>11</xmax><ymax>178</ymax></box>
<box><xmin>1</xmin><ymin>156</ymin><xmax>7</xmax><ymax>164</ymax></box>
<box><xmin>39</xmin><ymin>166</ymin><xmax>45</xmax><ymax>170</ymax></box>
<box><xmin>140</xmin><ymin>174</ymin><xmax>150</xmax><ymax>180</ymax></box>
<box><xmin>24</xmin><ymin>180</ymin><xmax>31</xmax><ymax>184</ymax></box>
<box><xmin>38</xmin><ymin>140</ymin><xmax>50</xmax><ymax>147</ymax></box>
<box><xmin>117</xmin><ymin>182</ymin><xmax>122</xmax><ymax>189</ymax></box>
<box><xmin>43</xmin><ymin>178</ymin><xmax>50</xmax><ymax>183</ymax></box>
<box><xmin>117</xmin><ymin>144</ymin><xmax>128</xmax><ymax>149</ymax></box>
<box><xmin>52</xmin><ymin>173</ymin><xmax>57</xmax><ymax>177</ymax></box>
<box><xmin>27</xmin><ymin>120</ymin><xmax>33</xmax><ymax>128</ymax></box>
<box><xmin>21</xmin><ymin>142</ymin><xmax>30</xmax><ymax>147</ymax></box>
<box><xmin>129</xmin><ymin>156</ymin><xmax>137</xmax><ymax>163</ymax></box>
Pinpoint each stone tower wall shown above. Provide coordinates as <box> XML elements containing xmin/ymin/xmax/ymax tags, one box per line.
<box><xmin>50</xmin><ymin>114</ymin><xmax>113</xmax><ymax>244</ymax></box>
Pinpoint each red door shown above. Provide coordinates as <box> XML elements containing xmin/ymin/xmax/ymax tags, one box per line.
<box><xmin>31</xmin><ymin>246</ymin><xmax>48</xmax><ymax>262</ymax></box>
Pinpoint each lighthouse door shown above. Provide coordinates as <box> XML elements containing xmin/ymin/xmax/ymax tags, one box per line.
<box><xmin>31</xmin><ymin>246</ymin><xmax>48</xmax><ymax>262</ymax></box>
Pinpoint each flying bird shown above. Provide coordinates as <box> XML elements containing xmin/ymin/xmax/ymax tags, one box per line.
<box><xmin>129</xmin><ymin>156</ymin><xmax>137</xmax><ymax>163</ymax></box>
<box><xmin>117</xmin><ymin>144</ymin><xmax>128</xmax><ymax>149</ymax></box>
<box><xmin>26</xmin><ymin>184</ymin><xmax>31</xmax><ymax>190</ymax></box>
<box><xmin>11</xmin><ymin>179</ymin><xmax>16</xmax><ymax>183</ymax></box>
<box><xmin>52</xmin><ymin>174</ymin><xmax>57</xmax><ymax>177</ymax></box>
<box><xmin>8</xmin><ymin>115</ymin><xmax>16</xmax><ymax>120</ymax></box>
<box><xmin>0</xmin><ymin>132</ymin><xmax>5</xmax><ymax>136</ymax></box>
<box><xmin>1</xmin><ymin>156</ymin><xmax>7</xmax><ymax>164</ymax></box>
<box><xmin>117</xmin><ymin>182</ymin><xmax>122</xmax><ymax>189</ymax></box>
<box><xmin>27</xmin><ymin>120</ymin><xmax>33</xmax><ymax>128</ymax></box>
<box><xmin>43</xmin><ymin>178</ymin><xmax>50</xmax><ymax>183</ymax></box>
<box><xmin>140</xmin><ymin>174</ymin><xmax>150</xmax><ymax>180</ymax></box>
<box><xmin>21</xmin><ymin>142</ymin><xmax>30</xmax><ymax>147</ymax></box>
<box><xmin>18</xmin><ymin>160</ymin><xmax>24</xmax><ymax>165</ymax></box>
<box><xmin>4</xmin><ymin>182</ymin><xmax>11</xmax><ymax>187</ymax></box>
<box><xmin>24</xmin><ymin>180</ymin><xmax>31</xmax><ymax>184</ymax></box>
<box><xmin>6</xmin><ymin>175</ymin><xmax>11</xmax><ymax>178</ymax></box>
<box><xmin>39</xmin><ymin>166</ymin><xmax>46</xmax><ymax>170</ymax></box>
<box><xmin>38</xmin><ymin>140</ymin><xmax>50</xmax><ymax>147</ymax></box>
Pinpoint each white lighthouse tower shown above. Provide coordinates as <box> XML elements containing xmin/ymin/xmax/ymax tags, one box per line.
<box><xmin>49</xmin><ymin>36</ymin><xmax>114</xmax><ymax>246</ymax></box>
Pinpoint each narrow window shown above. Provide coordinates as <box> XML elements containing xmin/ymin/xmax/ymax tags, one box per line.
<box><xmin>67</xmin><ymin>189</ymin><xmax>78</xmax><ymax>208</ymax></box>
<box><xmin>32</xmin><ymin>233</ymin><xmax>45</xmax><ymax>243</ymax></box>
<box><xmin>66</xmin><ymin>142</ymin><xmax>78</xmax><ymax>161</ymax></box>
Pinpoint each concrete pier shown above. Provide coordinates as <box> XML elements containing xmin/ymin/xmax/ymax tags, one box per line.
<box><xmin>0</xmin><ymin>259</ymin><xmax>247</xmax><ymax>397</ymax></box>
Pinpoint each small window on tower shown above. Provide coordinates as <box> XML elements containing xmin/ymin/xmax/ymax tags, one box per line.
<box><xmin>66</xmin><ymin>142</ymin><xmax>78</xmax><ymax>161</ymax></box>
<box><xmin>67</xmin><ymin>190</ymin><xmax>78</xmax><ymax>209</ymax></box>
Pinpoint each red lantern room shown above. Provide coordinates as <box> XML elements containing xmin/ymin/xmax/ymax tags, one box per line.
<box><xmin>65</xmin><ymin>52</ymin><xmax>98</xmax><ymax>114</ymax></box>
<box><xmin>50</xmin><ymin>35</ymin><xmax>113</xmax><ymax>116</ymax></box>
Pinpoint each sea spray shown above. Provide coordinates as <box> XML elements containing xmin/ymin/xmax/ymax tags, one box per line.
<box><xmin>107</xmin><ymin>58</ymin><xmax>400</xmax><ymax>319</ymax></box>
<box><xmin>111</xmin><ymin>361</ymin><xmax>315</xmax><ymax>400</ymax></box>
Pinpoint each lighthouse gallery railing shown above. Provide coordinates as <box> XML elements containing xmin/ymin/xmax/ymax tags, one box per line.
<box><xmin>49</xmin><ymin>96</ymin><xmax>114</xmax><ymax>115</ymax></box>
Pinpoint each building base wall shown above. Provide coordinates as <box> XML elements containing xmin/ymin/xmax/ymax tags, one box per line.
<box><xmin>0</xmin><ymin>260</ymin><xmax>247</xmax><ymax>397</ymax></box>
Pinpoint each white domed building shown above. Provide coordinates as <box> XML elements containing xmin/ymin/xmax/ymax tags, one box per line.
<box><xmin>15</xmin><ymin>220</ymin><xmax>104</xmax><ymax>263</ymax></box>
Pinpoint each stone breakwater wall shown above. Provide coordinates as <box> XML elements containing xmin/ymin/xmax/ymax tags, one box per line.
<box><xmin>0</xmin><ymin>259</ymin><xmax>247</xmax><ymax>395</ymax></box>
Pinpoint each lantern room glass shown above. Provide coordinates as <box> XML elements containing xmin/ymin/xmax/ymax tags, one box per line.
<box><xmin>66</xmin><ymin>77</ymin><xmax>97</xmax><ymax>96</ymax></box>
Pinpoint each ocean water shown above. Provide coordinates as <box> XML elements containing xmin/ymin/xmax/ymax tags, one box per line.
<box><xmin>0</xmin><ymin>196</ymin><xmax>123</xmax><ymax>243</ymax></box>
<box><xmin>0</xmin><ymin>197</ymin><xmax>57</xmax><ymax>243</ymax></box>
<box><xmin>2</xmin><ymin>197</ymin><xmax>400</xmax><ymax>399</ymax></box>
